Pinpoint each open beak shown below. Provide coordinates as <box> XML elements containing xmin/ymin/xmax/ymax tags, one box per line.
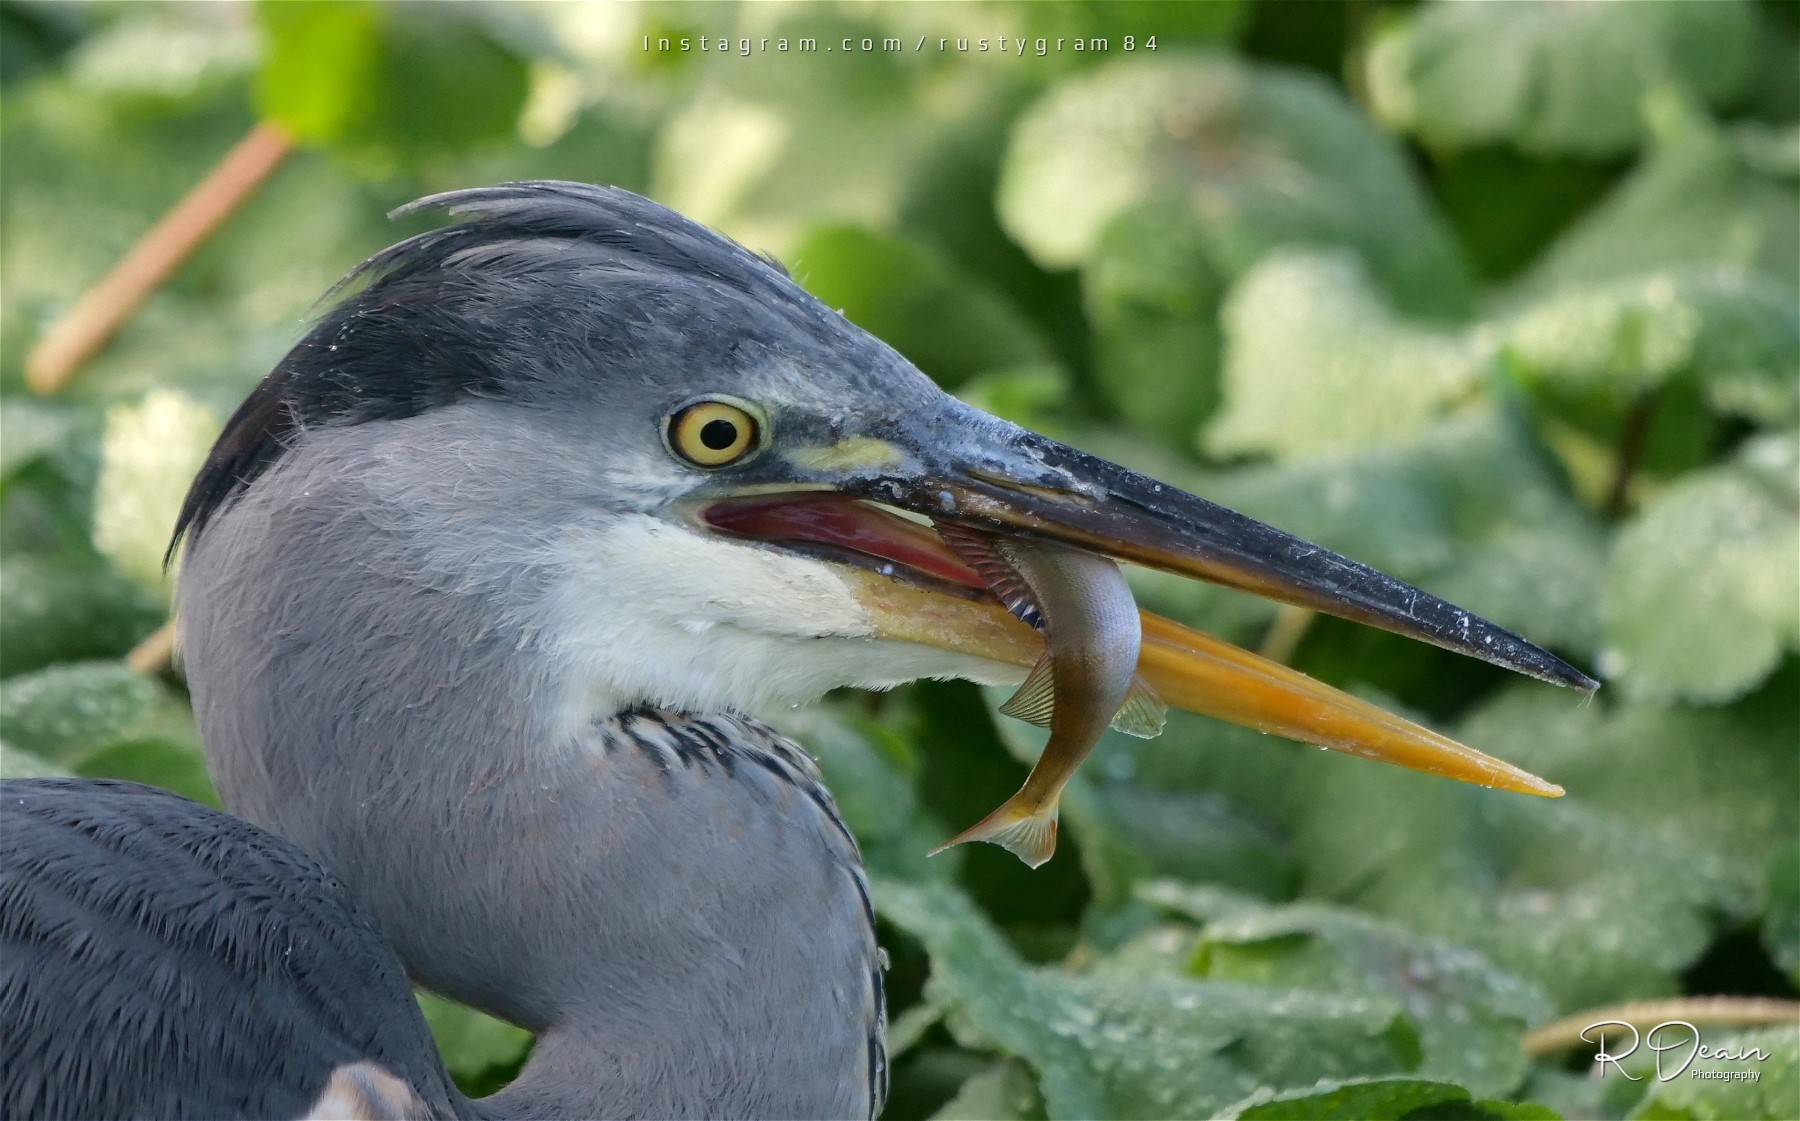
<box><xmin>701</xmin><ymin>401</ymin><xmax>1595</xmax><ymax>797</ymax></box>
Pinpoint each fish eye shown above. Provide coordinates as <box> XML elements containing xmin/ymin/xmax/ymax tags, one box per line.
<box><xmin>666</xmin><ymin>398</ymin><xmax>763</xmax><ymax>468</ymax></box>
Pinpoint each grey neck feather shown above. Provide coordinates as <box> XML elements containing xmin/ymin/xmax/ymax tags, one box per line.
<box><xmin>175</xmin><ymin>413</ymin><xmax>885</xmax><ymax>1120</ymax></box>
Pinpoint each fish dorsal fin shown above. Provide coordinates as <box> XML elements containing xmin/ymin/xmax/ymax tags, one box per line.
<box><xmin>1112</xmin><ymin>676</ymin><xmax>1167</xmax><ymax>739</ymax></box>
<box><xmin>998</xmin><ymin>653</ymin><xmax>1056</xmax><ymax>726</ymax></box>
<box><xmin>935</xmin><ymin>523</ymin><xmax>1044</xmax><ymax>630</ymax></box>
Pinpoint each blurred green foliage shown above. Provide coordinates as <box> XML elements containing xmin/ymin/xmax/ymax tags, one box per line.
<box><xmin>1</xmin><ymin>2</ymin><xmax>1795</xmax><ymax>1117</ymax></box>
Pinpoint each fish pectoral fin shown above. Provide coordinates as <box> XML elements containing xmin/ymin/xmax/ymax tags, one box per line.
<box><xmin>997</xmin><ymin>659</ymin><xmax>1167</xmax><ymax>741</ymax></box>
<box><xmin>929</xmin><ymin>795</ymin><xmax>1060</xmax><ymax>868</ymax></box>
<box><xmin>1112</xmin><ymin>676</ymin><xmax>1167</xmax><ymax>739</ymax></box>
<box><xmin>998</xmin><ymin>652</ymin><xmax>1057</xmax><ymax>727</ymax></box>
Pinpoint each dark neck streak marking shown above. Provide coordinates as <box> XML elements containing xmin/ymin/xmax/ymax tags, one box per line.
<box><xmin>604</xmin><ymin>705</ymin><xmax>889</xmax><ymax>1118</ymax></box>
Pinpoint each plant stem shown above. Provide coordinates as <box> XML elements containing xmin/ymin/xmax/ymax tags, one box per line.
<box><xmin>1604</xmin><ymin>386</ymin><xmax>1661</xmax><ymax>518</ymax></box>
<box><xmin>26</xmin><ymin>122</ymin><xmax>294</xmax><ymax>396</ymax></box>
<box><xmin>1257</xmin><ymin>604</ymin><xmax>1317</xmax><ymax>665</ymax></box>
<box><xmin>125</xmin><ymin>620</ymin><xmax>176</xmax><ymax>676</ymax></box>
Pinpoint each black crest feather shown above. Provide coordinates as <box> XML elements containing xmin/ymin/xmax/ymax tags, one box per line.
<box><xmin>167</xmin><ymin>182</ymin><xmax>813</xmax><ymax>564</ymax></box>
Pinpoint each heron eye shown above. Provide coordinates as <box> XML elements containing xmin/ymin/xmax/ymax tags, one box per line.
<box><xmin>667</xmin><ymin>399</ymin><xmax>761</xmax><ymax>468</ymax></box>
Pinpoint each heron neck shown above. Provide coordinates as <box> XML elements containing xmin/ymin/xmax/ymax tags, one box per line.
<box><xmin>176</xmin><ymin>440</ymin><xmax>883</xmax><ymax>1119</ymax></box>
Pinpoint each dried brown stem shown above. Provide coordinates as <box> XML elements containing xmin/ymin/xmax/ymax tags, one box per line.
<box><xmin>124</xmin><ymin>620</ymin><xmax>177</xmax><ymax>676</ymax></box>
<box><xmin>26</xmin><ymin>122</ymin><xmax>294</xmax><ymax>396</ymax></box>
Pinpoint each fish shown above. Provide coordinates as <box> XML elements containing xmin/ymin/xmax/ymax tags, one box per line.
<box><xmin>932</xmin><ymin>526</ymin><xmax>1166</xmax><ymax>868</ymax></box>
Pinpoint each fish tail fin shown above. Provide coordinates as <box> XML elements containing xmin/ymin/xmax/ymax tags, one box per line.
<box><xmin>929</xmin><ymin>794</ymin><xmax>1060</xmax><ymax>868</ymax></box>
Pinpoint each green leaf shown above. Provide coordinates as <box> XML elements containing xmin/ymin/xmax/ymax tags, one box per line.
<box><xmin>1089</xmin><ymin>307</ymin><xmax>1222</xmax><ymax>452</ymax></box>
<box><xmin>1288</xmin><ymin>414</ymin><xmax>1605</xmax><ymax>660</ymax></box>
<box><xmin>1518</xmin><ymin>114</ymin><xmax>1799</xmax><ymax>295</ymax></box>
<box><xmin>0</xmin><ymin>2</ymin><xmax>85</xmax><ymax>91</ymax></box>
<box><xmin>349</xmin><ymin>13</ymin><xmax>530</xmax><ymax>161</ymax></box>
<box><xmin>416</xmin><ymin>991</ymin><xmax>532</xmax><ymax>1095</ymax></box>
<box><xmin>1365</xmin><ymin>0</ymin><xmax>1760</xmax><ymax>158</ymax></box>
<box><xmin>1601</xmin><ymin>435</ymin><xmax>1800</xmax><ymax>703</ymax></box>
<box><xmin>770</xmin><ymin>703</ymin><xmax>959</xmax><ymax>883</ymax></box>
<box><xmin>1292</xmin><ymin>754</ymin><xmax>1718</xmax><ymax>1012</ymax></box>
<box><xmin>998</xmin><ymin>54</ymin><xmax>1473</xmax><ymax>317</ymax></box>
<box><xmin>1225</xmin><ymin>1077</ymin><xmax>1559</xmax><ymax>1120</ymax></box>
<box><xmin>930</xmin><ymin>1059</ymin><xmax>1045</xmax><ymax>1121</ymax></box>
<box><xmin>0</xmin><ymin>662</ymin><xmax>199</xmax><ymax>768</ymax></box>
<box><xmin>1281</xmin><ymin>675</ymin><xmax>1798</xmax><ymax>1011</ymax></box>
<box><xmin>256</xmin><ymin>0</ymin><xmax>382</xmax><ymax>144</ymax></box>
<box><xmin>1082</xmin><ymin>201</ymin><xmax>1225</xmax><ymax>446</ymax></box>
<box><xmin>67</xmin><ymin>6</ymin><xmax>255</xmax><ymax>104</ymax></box>
<box><xmin>1145</xmin><ymin>882</ymin><xmax>1549</xmax><ymax>1097</ymax></box>
<box><xmin>1080</xmin><ymin>196</ymin><xmax>1223</xmax><ymax>323</ymax></box>
<box><xmin>257</xmin><ymin>1</ymin><xmax>529</xmax><ymax>164</ymax></box>
<box><xmin>1461</xmin><ymin>677</ymin><xmax>1798</xmax><ymax>899</ymax></box>
<box><xmin>1083</xmin><ymin>923</ymin><xmax>1209</xmax><ymax>981</ymax></box>
<box><xmin>1430</xmin><ymin>148</ymin><xmax>1619</xmax><ymax>284</ymax></box>
<box><xmin>877</xmin><ymin>878</ymin><xmax>1421</xmax><ymax>1120</ymax></box>
<box><xmin>1766</xmin><ymin>839</ymin><xmax>1800</xmax><ymax>985</ymax></box>
<box><xmin>790</xmin><ymin>225</ymin><xmax>1050</xmax><ymax>389</ymax></box>
<box><xmin>0</xmin><ymin>739</ymin><xmax>68</xmax><ymax>780</ymax></box>
<box><xmin>75</xmin><ymin>738</ymin><xmax>216</xmax><ymax>807</ymax></box>
<box><xmin>0</xmin><ymin>399</ymin><xmax>78</xmax><ymax>485</ymax></box>
<box><xmin>649</xmin><ymin>7</ymin><xmax>1014</xmax><ymax>258</ymax></box>
<box><xmin>1626</xmin><ymin>1024</ymin><xmax>1798</xmax><ymax>1121</ymax></box>
<box><xmin>1078</xmin><ymin>779</ymin><xmax>1300</xmax><ymax>906</ymax></box>
<box><xmin>1207</xmin><ymin>252</ymin><xmax>1491</xmax><ymax>460</ymax></box>
<box><xmin>1502</xmin><ymin>269</ymin><xmax>1800</xmax><ymax>428</ymax></box>
<box><xmin>1019</xmin><ymin>2</ymin><xmax>1247</xmax><ymax>58</ymax></box>
<box><xmin>1515</xmin><ymin>1066</ymin><xmax>1641</xmax><ymax>1121</ymax></box>
<box><xmin>0</xmin><ymin>554</ymin><xmax>165</xmax><ymax>679</ymax></box>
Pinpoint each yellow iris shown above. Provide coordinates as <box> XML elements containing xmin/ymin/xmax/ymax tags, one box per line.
<box><xmin>668</xmin><ymin>399</ymin><xmax>761</xmax><ymax>467</ymax></box>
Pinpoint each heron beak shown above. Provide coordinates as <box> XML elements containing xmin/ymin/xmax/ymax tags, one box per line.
<box><xmin>702</xmin><ymin>406</ymin><xmax>1593</xmax><ymax>798</ymax></box>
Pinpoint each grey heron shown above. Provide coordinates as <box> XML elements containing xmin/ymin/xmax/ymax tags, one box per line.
<box><xmin>0</xmin><ymin>182</ymin><xmax>1594</xmax><ymax>1120</ymax></box>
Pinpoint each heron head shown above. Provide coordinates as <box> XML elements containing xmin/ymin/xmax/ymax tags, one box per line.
<box><xmin>174</xmin><ymin>182</ymin><xmax>1591</xmax><ymax>795</ymax></box>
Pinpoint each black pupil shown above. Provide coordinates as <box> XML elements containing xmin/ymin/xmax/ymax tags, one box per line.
<box><xmin>699</xmin><ymin>417</ymin><xmax>740</xmax><ymax>451</ymax></box>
